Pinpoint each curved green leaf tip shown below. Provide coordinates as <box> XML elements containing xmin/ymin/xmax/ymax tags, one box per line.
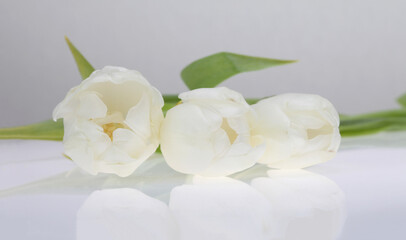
<box><xmin>65</xmin><ymin>36</ymin><xmax>95</xmax><ymax>80</ymax></box>
<box><xmin>397</xmin><ymin>93</ymin><xmax>406</xmax><ymax>108</ymax></box>
<box><xmin>181</xmin><ymin>52</ymin><xmax>297</xmax><ymax>90</ymax></box>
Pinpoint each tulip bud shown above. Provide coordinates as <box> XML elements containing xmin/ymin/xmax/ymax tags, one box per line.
<box><xmin>160</xmin><ymin>87</ymin><xmax>265</xmax><ymax>177</ymax></box>
<box><xmin>250</xmin><ymin>93</ymin><xmax>341</xmax><ymax>168</ymax></box>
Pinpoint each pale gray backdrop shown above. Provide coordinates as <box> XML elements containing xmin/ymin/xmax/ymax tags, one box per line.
<box><xmin>1</xmin><ymin>0</ymin><xmax>405</xmax><ymax>127</ymax></box>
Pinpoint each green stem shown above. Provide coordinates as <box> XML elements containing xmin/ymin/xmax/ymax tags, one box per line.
<box><xmin>0</xmin><ymin>120</ymin><xmax>63</xmax><ymax>141</ymax></box>
<box><xmin>339</xmin><ymin>108</ymin><xmax>406</xmax><ymax>137</ymax></box>
<box><xmin>340</xmin><ymin>109</ymin><xmax>406</xmax><ymax>122</ymax></box>
<box><xmin>340</xmin><ymin>117</ymin><xmax>406</xmax><ymax>137</ymax></box>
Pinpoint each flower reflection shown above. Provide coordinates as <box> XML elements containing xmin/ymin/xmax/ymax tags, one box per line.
<box><xmin>77</xmin><ymin>188</ymin><xmax>178</xmax><ymax>240</ymax></box>
<box><xmin>77</xmin><ymin>169</ymin><xmax>345</xmax><ymax>240</ymax></box>
<box><xmin>169</xmin><ymin>177</ymin><xmax>274</xmax><ymax>240</ymax></box>
<box><xmin>251</xmin><ymin>170</ymin><xmax>346</xmax><ymax>240</ymax></box>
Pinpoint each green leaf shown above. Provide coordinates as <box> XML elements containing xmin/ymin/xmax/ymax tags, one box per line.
<box><xmin>65</xmin><ymin>36</ymin><xmax>95</xmax><ymax>80</ymax></box>
<box><xmin>0</xmin><ymin>120</ymin><xmax>63</xmax><ymax>141</ymax></box>
<box><xmin>162</xmin><ymin>94</ymin><xmax>180</xmax><ymax>103</ymax></box>
<box><xmin>181</xmin><ymin>52</ymin><xmax>297</xmax><ymax>90</ymax></box>
<box><xmin>397</xmin><ymin>93</ymin><xmax>406</xmax><ymax>108</ymax></box>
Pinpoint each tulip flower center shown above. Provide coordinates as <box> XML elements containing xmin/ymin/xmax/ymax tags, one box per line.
<box><xmin>221</xmin><ymin>119</ymin><xmax>238</xmax><ymax>144</ymax></box>
<box><xmin>306</xmin><ymin>125</ymin><xmax>332</xmax><ymax>139</ymax></box>
<box><xmin>102</xmin><ymin>122</ymin><xmax>125</xmax><ymax>140</ymax></box>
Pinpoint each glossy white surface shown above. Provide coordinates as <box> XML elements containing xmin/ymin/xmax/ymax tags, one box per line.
<box><xmin>0</xmin><ymin>139</ymin><xmax>405</xmax><ymax>239</ymax></box>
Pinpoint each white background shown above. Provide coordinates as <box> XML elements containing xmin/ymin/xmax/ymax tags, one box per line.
<box><xmin>1</xmin><ymin>0</ymin><xmax>406</xmax><ymax>127</ymax></box>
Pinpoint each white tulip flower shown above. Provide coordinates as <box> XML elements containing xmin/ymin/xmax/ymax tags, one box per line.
<box><xmin>250</xmin><ymin>93</ymin><xmax>341</xmax><ymax>169</ymax></box>
<box><xmin>53</xmin><ymin>66</ymin><xmax>164</xmax><ymax>177</ymax></box>
<box><xmin>160</xmin><ymin>87</ymin><xmax>265</xmax><ymax>177</ymax></box>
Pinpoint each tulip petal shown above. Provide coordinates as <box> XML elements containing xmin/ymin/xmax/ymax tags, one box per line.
<box><xmin>125</xmin><ymin>94</ymin><xmax>151</xmax><ymax>139</ymax></box>
<box><xmin>179</xmin><ymin>87</ymin><xmax>250</xmax><ymax>118</ymax></box>
<box><xmin>98</xmin><ymin>147</ymin><xmax>144</xmax><ymax>177</ymax></box>
<box><xmin>77</xmin><ymin>92</ymin><xmax>108</xmax><ymax>119</ymax></box>
<box><xmin>211</xmin><ymin>129</ymin><xmax>231</xmax><ymax>157</ymax></box>
<box><xmin>64</xmin><ymin>131</ymin><xmax>97</xmax><ymax>175</ymax></box>
<box><xmin>160</xmin><ymin>104</ymin><xmax>220</xmax><ymax>174</ymax></box>
<box><xmin>113</xmin><ymin>128</ymin><xmax>156</xmax><ymax>161</ymax></box>
<box><xmin>52</xmin><ymin>86</ymin><xmax>80</xmax><ymax>120</ymax></box>
<box><xmin>201</xmin><ymin>143</ymin><xmax>265</xmax><ymax>177</ymax></box>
